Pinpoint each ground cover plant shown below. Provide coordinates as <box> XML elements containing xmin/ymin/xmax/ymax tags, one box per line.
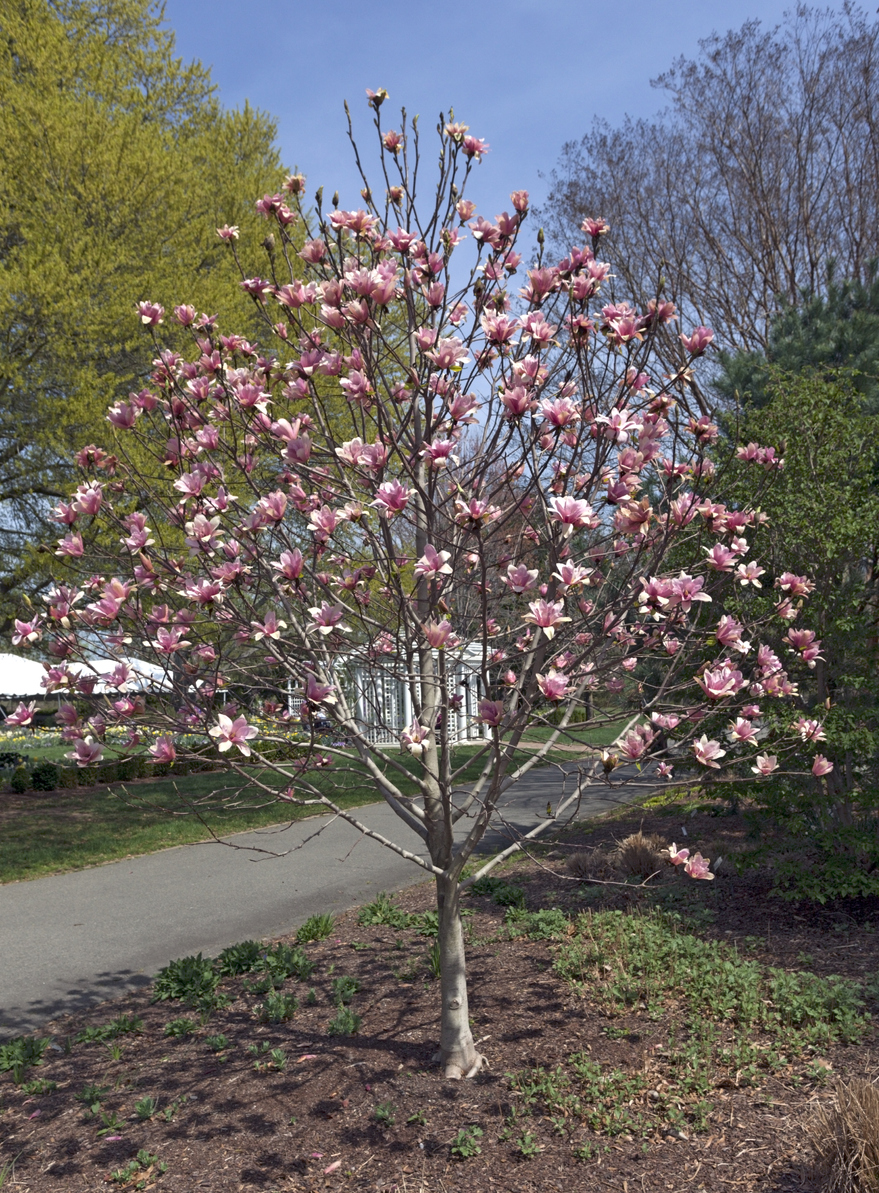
<box><xmin>1</xmin><ymin>797</ymin><xmax>878</xmax><ymax>1191</ymax></box>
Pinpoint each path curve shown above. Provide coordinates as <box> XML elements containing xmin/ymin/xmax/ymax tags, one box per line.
<box><xmin>0</xmin><ymin>761</ymin><xmax>654</xmax><ymax>1037</ymax></box>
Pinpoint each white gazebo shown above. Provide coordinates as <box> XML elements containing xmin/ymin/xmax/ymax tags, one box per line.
<box><xmin>317</xmin><ymin>643</ymin><xmax>492</xmax><ymax>746</ymax></box>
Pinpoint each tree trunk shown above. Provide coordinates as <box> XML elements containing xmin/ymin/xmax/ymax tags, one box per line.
<box><xmin>434</xmin><ymin>874</ymin><xmax>486</xmax><ymax>1079</ymax></box>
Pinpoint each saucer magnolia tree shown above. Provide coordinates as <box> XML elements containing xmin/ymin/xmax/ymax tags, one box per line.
<box><xmin>13</xmin><ymin>94</ymin><xmax>826</xmax><ymax>1078</ymax></box>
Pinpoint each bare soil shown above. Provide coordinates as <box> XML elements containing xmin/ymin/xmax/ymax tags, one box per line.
<box><xmin>2</xmin><ymin>801</ymin><xmax>878</xmax><ymax>1192</ymax></box>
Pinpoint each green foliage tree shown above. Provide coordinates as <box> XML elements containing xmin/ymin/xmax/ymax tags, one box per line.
<box><xmin>716</xmin><ymin>269</ymin><xmax>879</xmax><ymax>414</ymax></box>
<box><xmin>723</xmin><ymin>372</ymin><xmax>879</xmax><ymax>899</ymax></box>
<box><xmin>0</xmin><ymin>0</ymin><xmax>283</xmax><ymax>625</ymax></box>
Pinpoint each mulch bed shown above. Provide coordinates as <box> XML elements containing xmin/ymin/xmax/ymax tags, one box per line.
<box><xmin>2</xmin><ymin>801</ymin><xmax>878</xmax><ymax>1192</ymax></box>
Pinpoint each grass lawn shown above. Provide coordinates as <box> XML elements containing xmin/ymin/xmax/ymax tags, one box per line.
<box><xmin>0</xmin><ymin>744</ymin><xmax>559</xmax><ymax>884</ymax></box>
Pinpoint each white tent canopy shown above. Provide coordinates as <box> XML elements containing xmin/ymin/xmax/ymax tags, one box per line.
<box><xmin>0</xmin><ymin>654</ymin><xmax>171</xmax><ymax>699</ymax></box>
<box><xmin>0</xmin><ymin>654</ymin><xmax>49</xmax><ymax>699</ymax></box>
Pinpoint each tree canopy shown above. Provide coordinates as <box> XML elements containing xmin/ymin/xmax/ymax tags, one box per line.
<box><xmin>0</xmin><ymin>0</ymin><xmax>283</xmax><ymax>624</ymax></box>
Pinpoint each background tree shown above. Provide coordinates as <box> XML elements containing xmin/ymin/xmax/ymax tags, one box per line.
<box><xmin>541</xmin><ymin>5</ymin><xmax>879</xmax><ymax>365</ymax></box>
<box><xmin>714</xmin><ymin>372</ymin><xmax>879</xmax><ymax>899</ymax></box>
<box><xmin>0</xmin><ymin>0</ymin><xmax>283</xmax><ymax>625</ymax></box>
<box><xmin>12</xmin><ymin>98</ymin><xmax>824</xmax><ymax>1078</ymax></box>
<box><xmin>715</xmin><ymin>270</ymin><xmax>879</xmax><ymax>413</ymax></box>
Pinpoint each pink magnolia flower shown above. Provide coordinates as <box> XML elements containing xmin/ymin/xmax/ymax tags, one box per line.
<box><xmin>735</xmin><ymin>561</ymin><xmax>766</xmax><ymax>587</ymax></box>
<box><xmin>136</xmin><ymin>301</ymin><xmax>164</xmax><ymax>326</ymax></box>
<box><xmin>149</xmin><ymin>736</ymin><xmax>177</xmax><ymax>765</ymax></box>
<box><xmin>371</xmin><ymin>480</ymin><xmax>414</xmax><ymax>517</ymax></box>
<box><xmin>503</xmin><ymin>563</ymin><xmax>539</xmax><ymax>593</ymax></box>
<box><xmin>426</xmin><ymin>336</ymin><xmax>469</xmax><ymax>370</ymax></box>
<box><xmin>537</xmin><ymin>670</ymin><xmax>569</xmax><ymax>701</ymax></box>
<box><xmin>56</xmin><ymin>532</ymin><xmax>84</xmax><ymax>558</ymax></box>
<box><xmin>422</xmin><ymin>620</ymin><xmax>460</xmax><ymax>650</ymax></box>
<box><xmin>67</xmin><ymin>737</ymin><xmax>104</xmax><ymax>767</ymax></box>
<box><xmin>5</xmin><ymin>701</ymin><xmax>36</xmax><ymax>728</ymax></box>
<box><xmin>152</xmin><ymin>626</ymin><xmax>190</xmax><ymax>654</ymax></box>
<box><xmin>272</xmin><ymin>549</ymin><xmax>304</xmax><ymax>582</ymax></box>
<box><xmin>680</xmin><ymin>326</ymin><xmax>714</xmax><ymax>355</ymax></box>
<box><xmin>669</xmin><ymin>573</ymin><xmax>712</xmax><ymax>612</ymax></box>
<box><xmin>704</xmin><ymin>543</ymin><xmax>737</xmax><ymax>572</ymax></box>
<box><xmin>12</xmin><ymin>617</ymin><xmax>42</xmax><ymax>647</ymax></box>
<box><xmin>619</xmin><ymin>729</ymin><xmax>653</xmax><ymax>761</ymax></box>
<box><xmin>552</xmin><ymin>562</ymin><xmax>592</xmax><ymax>591</ymax></box>
<box><xmin>400</xmin><ymin>721</ymin><xmax>429</xmax><ymax>756</ymax></box>
<box><xmin>477</xmin><ymin>699</ymin><xmax>505</xmax><ymax>728</ymax></box>
<box><xmin>777</xmin><ymin>572</ymin><xmax>815</xmax><ymax>598</ymax></box>
<box><xmin>729</xmin><ymin>718</ymin><xmax>759</xmax><ymax>746</ymax></box>
<box><xmin>684</xmin><ymin>853</ymin><xmax>715</xmax><ymax>880</ymax></box>
<box><xmin>751</xmin><ymin>754</ymin><xmax>779</xmax><ymax>776</ymax></box>
<box><xmin>692</xmin><ymin>735</ymin><xmax>726</xmax><ymax>768</ymax></box>
<box><xmin>209</xmin><ymin>714</ymin><xmax>258</xmax><ymax>756</ymax></box>
<box><xmin>414</xmin><ymin>545</ymin><xmax>452</xmax><ymax>580</ymax></box>
<box><xmin>716</xmin><ymin>615</ymin><xmax>744</xmax><ymax>648</ymax></box>
<box><xmin>304</xmin><ymin>674</ymin><xmax>337</xmax><ymax>705</ymax></box>
<box><xmin>812</xmin><ymin>755</ymin><xmax>834</xmax><ymax>777</ymax></box>
<box><xmin>523</xmin><ymin>599</ymin><xmax>571</xmax><ymax>641</ymax></box>
<box><xmin>656</xmin><ymin>762</ymin><xmax>674</xmax><ymax>779</ymax></box>
<box><xmin>663</xmin><ymin>842</ymin><xmax>689</xmax><ymax>865</ymax></box>
<box><xmin>795</xmin><ymin>717</ymin><xmax>826</xmax><ymax>743</ymax></box>
<box><xmin>309</xmin><ymin>603</ymin><xmax>348</xmax><ymax>636</ymax></box>
<box><xmin>251</xmin><ymin>611</ymin><xmax>286</xmax><ymax>641</ymax></box>
<box><xmin>548</xmin><ymin>495</ymin><xmax>596</xmax><ymax>536</ymax></box>
<box><xmin>696</xmin><ymin>664</ymin><xmax>745</xmax><ymax>701</ymax></box>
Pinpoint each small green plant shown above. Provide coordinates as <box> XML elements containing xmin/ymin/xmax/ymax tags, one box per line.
<box><xmin>162</xmin><ymin>1095</ymin><xmax>186</xmax><ymax>1121</ymax></box>
<box><xmin>505</xmin><ymin>907</ymin><xmax>569</xmax><ymax>940</ymax></box>
<box><xmin>427</xmin><ymin>940</ymin><xmax>442</xmax><ymax>979</ymax></box>
<box><xmin>213</xmin><ymin>939</ymin><xmax>264</xmax><ymax>975</ymax></box>
<box><xmin>75</xmin><ymin>1082</ymin><xmax>109</xmax><ymax>1108</ymax></box>
<box><xmin>151</xmin><ymin>953</ymin><xmax>218</xmax><ymax>1004</ymax></box>
<box><xmin>451</xmin><ymin>1124</ymin><xmax>483</xmax><ymax>1159</ymax></box>
<box><xmin>516</xmin><ymin>1132</ymin><xmax>542</xmax><ymax>1158</ymax></box>
<box><xmin>256</xmin><ymin>991</ymin><xmax>298</xmax><ymax>1023</ymax></box>
<box><xmin>305</xmin><ymin>987</ymin><xmax>318</xmax><ymax>1005</ymax></box>
<box><xmin>331</xmin><ymin>975</ymin><xmax>361</xmax><ymax>1004</ymax></box>
<box><xmin>327</xmin><ymin>1006</ymin><xmax>361</xmax><ymax>1036</ymax></box>
<box><xmin>374</xmin><ymin>1100</ymin><xmax>396</xmax><ymax>1126</ymax></box>
<box><xmin>96</xmin><ymin>1108</ymin><xmax>125</xmax><ymax>1137</ymax></box>
<box><xmin>0</xmin><ymin>1035</ymin><xmax>50</xmax><ymax>1084</ymax></box>
<box><xmin>469</xmin><ymin>875</ymin><xmax>504</xmax><ymax>897</ymax></box>
<box><xmin>493</xmin><ymin>882</ymin><xmax>526</xmax><ymax>909</ymax></box>
<box><xmin>357</xmin><ymin>892</ymin><xmax>411</xmax><ymax>929</ymax></box>
<box><xmin>30</xmin><ymin>760</ymin><xmax>59</xmax><ymax>791</ymax></box>
<box><xmin>106</xmin><ymin>1041</ymin><xmax>124</xmax><ymax>1061</ymax></box>
<box><xmin>407</xmin><ymin>1109</ymin><xmax>427</xmax><ymax>1126</ymax></box>
<box><xmin>163</xmin><ymin>1017</ymin><xmax>196</xmax><ymax>1039</ymax></box>
<box><xmin>205</xmin><ymin>1034</ymin><xmax>229</xmax><ymax>1052</ymax></box>
<box><xmin>110</xmin><ymin>1149</ymin><xmax>167</xmax><ymax>1187</ymax></box>
<box><xmin>296</xmin><ymin>912</ymin><xmax>335</xmax><ymax>942</ymax></box>
<box><xmin>20</xmin><ymin>1077</ymin><xmax>56</xmax><ymax>1095</ymax></box>
<box><xmin>135</xmin><ymin>1095</ymin><xmax>158</xmax><ymax>1120</ymax></box>
<box><xmin>10</xmin><ymin>766</ymin><xmax>29</xmax><ymax>794</ymax></box>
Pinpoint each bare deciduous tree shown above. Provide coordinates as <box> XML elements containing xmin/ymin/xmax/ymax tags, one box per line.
<box><xmin>541</xmin><ymin>4</ymin><xmax>879</xmax><ymax>358</ymax></box>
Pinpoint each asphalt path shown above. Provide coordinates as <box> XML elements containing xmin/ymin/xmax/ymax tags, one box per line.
<box><xmin>0</xmin><ymin>759</ymin><xmax>656</xmax><ymax>1037</ymax></box>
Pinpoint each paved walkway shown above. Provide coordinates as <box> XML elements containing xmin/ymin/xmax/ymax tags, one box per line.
<box><xmin>0</xmin><ymin>760</ymin><xmax>655</xmax><ymax>1037</ymax></box>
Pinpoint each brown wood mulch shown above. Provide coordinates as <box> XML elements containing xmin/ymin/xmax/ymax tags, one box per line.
<box><xmin>2</xmin><ymin>802</ymin><xmax>878</xmax><ymax>1193</ymax></box>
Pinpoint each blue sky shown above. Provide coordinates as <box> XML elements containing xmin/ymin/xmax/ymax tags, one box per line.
<box><xmin>163</xmin><ymin>0</ymin><xmax>854</xmax><ymax>222</ymax></box>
